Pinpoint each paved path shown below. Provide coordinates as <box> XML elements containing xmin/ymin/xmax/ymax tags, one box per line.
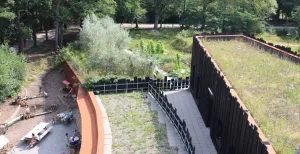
<box><xmin>265</xmin><ymin>26</ymin><xmax>296</xmax><ymax>29</ymax></box>
<box><xmin>9</xmin><ymin>121</ymin><xmax>78</xmax><ymax>154</ymax></box>
<box><xmin>147</xmin><ymin>92</ymin><xmax>186</xmax><ymax>154</ymax></box>
<box><xmin>165</xmin><ymin>90</ymin><xmax>217</xmax><ymax>154</ymax></box>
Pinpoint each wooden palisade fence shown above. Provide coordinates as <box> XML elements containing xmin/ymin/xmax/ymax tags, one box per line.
<box><xmin>92</xmin><ymin>77</ymin><xmax>194</xmax><ymax>154</ymax></box>
<box><xmin>190</xmin><ymin>35</ymin><xmax>278</xmax><ymax>154</ymax></box>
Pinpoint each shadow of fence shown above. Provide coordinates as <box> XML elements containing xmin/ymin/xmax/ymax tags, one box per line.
<box><xmin>148</xmin><ymin>82</ymin><xmax>195</xmax><ymax>154</ymax></box>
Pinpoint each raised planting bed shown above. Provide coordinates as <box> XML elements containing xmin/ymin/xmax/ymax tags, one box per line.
<box><xmin>100</xmin><ymin>92</ymin><xmax>177</xmax><ymax>154</ymax></box>
<box><xmin>201</xmin><ymin>39</ymin><xmax>300</xmax><ymax>154</ymax></box>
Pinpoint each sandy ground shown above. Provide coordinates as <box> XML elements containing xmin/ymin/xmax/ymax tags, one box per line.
<box><xmin>0</xmin><ymin>40</ymin><xmax>81</xmax><ymax>153</ymax></box>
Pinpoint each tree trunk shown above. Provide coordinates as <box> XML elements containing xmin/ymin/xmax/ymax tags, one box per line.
<box><xmin>45</xmin><ymin>29</ymin><xmax>48</xmax><ymax>41</ymax></box>
<box><xmin>135</xmin><ymin>18</ymin><xmax>139</xmax><ymax>29</ymax></box>
<box><xmin>275</xmin><ymin>8</ymin><xmax>280</xmax><ymax>23</ymax></box>
<box><xmin>55</xmin><ymin>22</ymin><xmax>59</xmax><ymax>51</ymax></box>
<box><xmin>0</xmin><ymin>32</ymin><xmax>4</xmax><ymax>44</ymax></box>
<box><xmin>59</xmin><ymin>23</ymin><xmax>63</xmax><ymax>47</ymax></box>
<box><xmin>200</xmin><ymin>5</ymin><xmax>207</xmax><ymax>30</ymax></box>
<box><xmin>55</xmin><ymin>0</ymin><xmax>62</xmax><ymax>51</ymax></box>
<box><xmin>154</xmin><ymin>0</ymin><xmax>159</xmax><ymax>30</ymax></box>
<box><xmin>160</xmin><ymin>18</ymin><xmax>163</xmax><ymax>29</ymax></box>
<box><xmin>16</xmin><ymin>10</ymin><xmax>23</xmax><ymax>53</ymax></box>
<box><xmin>32</xmin><ymin>32</ymin><xmax>37</xmax><ymax>47</ymax></box>
<box><xmin>32</xmin><ymin>24</ymin><xmax>37</xmax><ymax>47</ymax></box>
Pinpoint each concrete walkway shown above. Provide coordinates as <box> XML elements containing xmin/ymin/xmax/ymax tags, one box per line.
<box><xmin>165</xmin><ymin>90</ymin><xmax>217</xmax><ymax>154</ymax></box>
<box><xmin>9</xmin><ymin>121</ymin><xmax>78</xmax><ymax>154</ymax></box>
<box><xmin>146</xmin><ymin>92</ymin><xmax>186</xmax><ymax>154</ymax></box>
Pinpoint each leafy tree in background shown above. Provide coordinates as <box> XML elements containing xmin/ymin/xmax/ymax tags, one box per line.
<box><xmin>144</xmin><ymin>0</ymin><xmax>183</xmax><ymax>30</ymax></box>
<box><xmin>0</xmin><ymin>0</ymin><xmax>16</xmax><ymax>44</ymax></box>
<box><xmin>0</xmin><ymin>45</ymin><xmax>26</xmax><ymax>103</ymax></box>
<box><xmin>293</xmin><ymin>6</ymin><xmax>300</xmax><ymax>37</ymax></box>
<box><xmin>115</xmin><ymin>0</ymin><xmax>146</xmax><ymax>28</ymax></box>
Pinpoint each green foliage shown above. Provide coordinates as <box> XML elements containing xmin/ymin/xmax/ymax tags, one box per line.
<box><xmin>293</xmin><ymin>6</ymin><xmax>300</xmax><ymax>37</ymax></box>
<box><xmin>172</xmin><ymin>36</ymin><xmax>191</xmax><ymax>53</ymax></box>
<box><xmin>141</xmin><ymin>39</ymin><xmax>165</xmax><ymax>55</ymax></box>
<box><xmin>63</xmin><ymin>14</ymin><xmax>155</xmax><ymax>82</ymax></box>
<box><xmin>147</xmin><ymin>40</ymin><xmax>155</xmax><ymax>55</ymax></box>
<box><xmin>140</xmin><ymin>39</ymin><xmax>145</xmax><ymax>52</ymax></box>
<box><xmin>115</xmin><ymin>0</ymin><xmax>146</xmax><ymax>23</ymax></box>
<box><xmin>174</xmin><ymin>53</ymin><xmax>180</xmax><ymax>70</ymax></box>
<box><xmin>0</xmin><ymin>45</ymin><xmax>26</xmax><ymax>103</ymax></box>
<box><xmin>20</xmin><ymin>25</ymin><xmax>32</xmax><ymax>39</ymax></box>
<box><xmin>155</xmin><ymin>41</ymin><xmax>164</xmax><ymax>54</ymax></box>
<box><xmin>83</xmin><ymin>73</ymin><xmax>131</xmax><ymax>90</ymax></box>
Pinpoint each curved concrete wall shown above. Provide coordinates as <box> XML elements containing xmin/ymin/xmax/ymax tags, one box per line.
<box><xmin>63</xmin><ymin>62</ymin><xmax>105</xmax><ymax>154</ymax></box>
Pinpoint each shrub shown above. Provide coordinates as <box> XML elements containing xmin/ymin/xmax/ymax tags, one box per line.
<box><xmin>174</xmin><ymin>54</ymin><xmax>181</xmax><ymax>70</ymax></box>
<box><xmin>162</xmin><ymin>63</ymin><xmax>174</xmax><ymax>73</ymax></box>
<box><xmin>140</xmin><ymin>40</ymin><xmax>145</xmax><ymax>53</ymax></box>
<box><xmin>147</xmin><ymin>40</ymin><xmax>155</xmax><ymax>55</ymax></box>
<box><xmin>156</xmin><ymin>41</ymin><xmax>164</xmax><ymax>54</ymax></box>
<box><xmin>171</xmin><ymin>36</ymin><xmax>191</xmax><ymax>53</ymax></box>
<box><xmin>0</xmin><ymin>45</ymin><xmax>26</xmax><ymax>103</ymax></box>
<box><xmin>67</xmin><ymin>14</ymin><xmax>155</xmax><ymax>78</ymax></box>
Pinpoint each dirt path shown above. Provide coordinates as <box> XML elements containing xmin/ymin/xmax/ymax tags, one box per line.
<box><xmin>0</xmin><ymin>41</ymin><xmax>80</xmax><ymax>147</ymax></box>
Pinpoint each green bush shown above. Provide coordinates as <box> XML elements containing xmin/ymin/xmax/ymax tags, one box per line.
<box><xmin>172</xmin><ymin>37</ymin><xmax>191</xmax><ymax>53</ymax></box>
<box><xmin>64</xmin><ymin>14</ymin><xmax>155</xmax><ymax>79</ymax></box>
<box><xmin>0</xmin><ymin>45</ymin><xmax>26</xmax><ymax>103</ymax></box>
<box><xmin>174</xmin><ymin>54</ymin><xmax>181</xmax><ymax>70</ymax></box>
<box><xmin>147</xmin><ymin>40</ymin><xmax>155</xmax><ymax>55</ymax></box>
<box><xmin>162</xmin><ymin>63</ymin><xmax>174</xmax><ymax>73</ymax></box>
<box><xmin>156</xmin><ymin>41</ymin><xmax>164</xmax><ymax>54</ymax></box>
<box><xmin>83</xmin><ymin>73</ymin><xmax>131</xmax><ymax>90</ymax></box>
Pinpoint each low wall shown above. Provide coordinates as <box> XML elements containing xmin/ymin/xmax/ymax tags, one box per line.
<box><xmin>190</xmin><ymin>35</ymin><xmax>277</xmax><ymax>154</ymax></box>
<box><xmin>63</xmin><ymin>61</ymin><xmax>105</xmax><ymax>154</ymax></box>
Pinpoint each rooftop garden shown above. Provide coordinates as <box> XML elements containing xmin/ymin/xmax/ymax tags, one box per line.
<box><xmin>202</xmin><ymin>39</ymin><xmax>300</xmax><ymax>154</ymax></box>
<box><xmin>100</xmin><ymin>92</ymin><xmax>177</xmax><ymax>153</ymax></box>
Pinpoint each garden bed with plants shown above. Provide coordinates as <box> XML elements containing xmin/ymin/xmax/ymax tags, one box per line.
<box><xmin>100</xmin><ymin>92</ymin><xmax>176</xmax><ymax>154</ymax></box>
<box><xmin>202</xmin><ymin>39</ymin><xmax>300</xmax><ymax>154</ymax></box>
<box><xmin>62</xmin><ymin>15</ymin><xmax>196</xmax><ymax>86</ymax></box>
<box><xmin>129</xmin><ymin>29</ymin><xmax>196</xmax><ymax>78</ymax></box>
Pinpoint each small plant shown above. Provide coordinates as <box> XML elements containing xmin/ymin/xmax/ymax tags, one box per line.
<box><xmin>156</xmin><ymin>41</ymin><xmax>164</xmax><ymax>54</ymax></box>
<box><xmin>174</xmin><ymin>54</ymin><xmax>181</xmax><ymax>70</ymax></box>
<box><xmin>140</xmin><ymin>39</ymin><xmax>145</xmax><ymax>53</ymax></box>
<box><xmin>147</xmin><ymin>40</ymin><xmax>155</xmax><ymax>55</ymax></box>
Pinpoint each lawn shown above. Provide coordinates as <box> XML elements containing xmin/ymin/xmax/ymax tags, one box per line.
<box><xmin>256</xmin><ymin>32</ymin><xmax>300</xmax><ymax>54</ymax></box>
<box><xmin>100</xmin><ymin>92</ymin><xmax>176</xmax><ymax>154</ymax></box>
<box><xmin>129</xmin><ymin>29</ymin><xmax>195</xmax><ymax>78</ymax></box>
<box><xmin>202</xmin><ymin>39</ymin><xmax>300</xmax><ymax>154</ymax></box>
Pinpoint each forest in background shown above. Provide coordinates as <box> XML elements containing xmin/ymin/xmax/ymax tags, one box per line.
<box><xmin>1</xmin><ymin>0</ymin><xmax>300</xmax><ymax>53</ymax></box>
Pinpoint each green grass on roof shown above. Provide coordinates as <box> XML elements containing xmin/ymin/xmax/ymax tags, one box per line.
<box><xmin>202</xmin><ymin>39</ymin><xmax>300</xmax><ymax>154</ymax></box>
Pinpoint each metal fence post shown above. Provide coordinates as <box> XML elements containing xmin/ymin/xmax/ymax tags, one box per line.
<box><xmin>104</xmin><ymin>83</ymin><xmax>106</xmax><ymax>94</ymax></box>
<box><xmin>116</xmin><ymin>82</ymin><xmax>118</xmax><ymax>93</ymax></box>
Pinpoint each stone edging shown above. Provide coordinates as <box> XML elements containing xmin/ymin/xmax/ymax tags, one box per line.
<box><xmin>95</xmin><ymin>96</ymin><xmax>112</xmax><ymax>154</ymax></box>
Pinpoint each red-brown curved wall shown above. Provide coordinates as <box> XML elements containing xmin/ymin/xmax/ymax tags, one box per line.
<box><xmin>63</xmin><ymin>61</ymin><xmax>104</xmax><ymax>154</ymax></box>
